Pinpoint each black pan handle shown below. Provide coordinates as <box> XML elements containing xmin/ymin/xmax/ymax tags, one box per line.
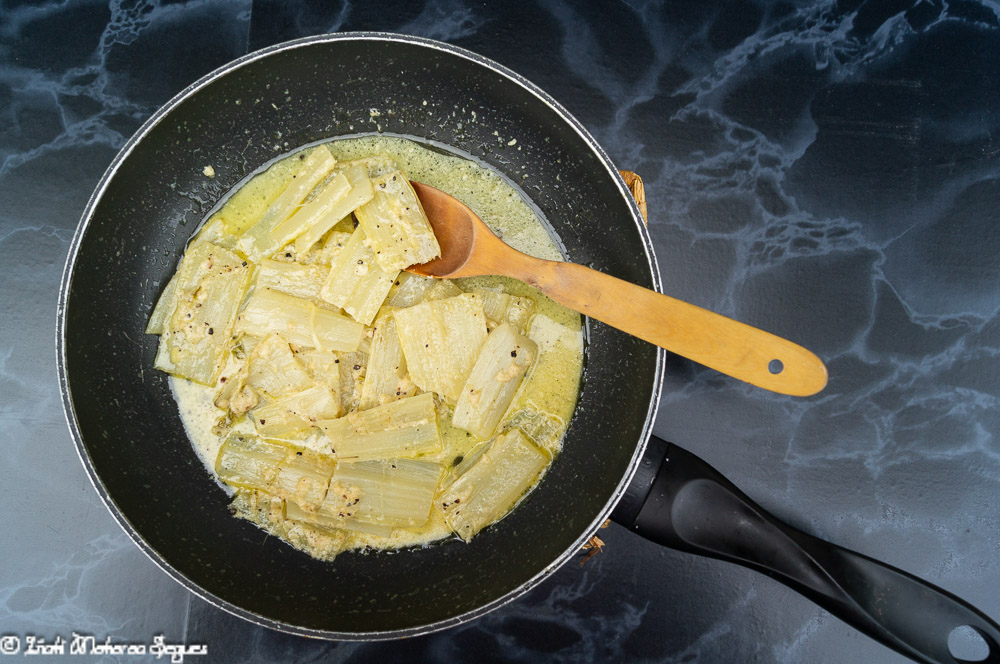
<box><xmin>612</xmin><ymin>437</ymin><xmax>1000</xmax><ymax>664</ymax></box>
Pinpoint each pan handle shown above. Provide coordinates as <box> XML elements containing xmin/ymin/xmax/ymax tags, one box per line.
<box><xmin>612</xmin><ymin>437</ymin><xmax>1000</xmax><ymax>664</ymax></box>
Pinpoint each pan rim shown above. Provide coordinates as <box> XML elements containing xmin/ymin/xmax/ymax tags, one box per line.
<box><xmin>56</xmin><ymin>31</ymin><xmax>665</xmax><ymax>641</ymax></box>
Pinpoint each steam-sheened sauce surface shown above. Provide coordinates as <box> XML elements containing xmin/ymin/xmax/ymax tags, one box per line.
<box><xmin>170</xmin><ymin>135</ymin><xmax>584</xmax><ymax>552</ymax></box>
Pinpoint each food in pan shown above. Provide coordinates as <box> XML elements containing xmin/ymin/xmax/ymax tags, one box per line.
<box><xmin>147</xmin><ymin>136</ymin><xmax>584</xmax><ymax>561</ymax></box>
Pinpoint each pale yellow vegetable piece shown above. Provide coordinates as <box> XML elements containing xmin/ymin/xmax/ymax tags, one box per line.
<box><xmin>192</xmin><ymin>217</ymin><xmax>228</xmax><ymax>246</ymax></box>
<box><xmin>336</xmin><ymin>350</ymin><xmax>367</xmax><ymax>414</ymax></box>
<box><xmin>213</xmin><ymin>356</ymin><xmax>247</xmax><ymax>412</ymax></box>
<box><xmin>332</xmin><ymin>458</ymin><xmax>443</xmax><ymax>527</ymax></box>
<box><xmin>239</xmin><ymin>335</ymin><xmax>262</xmax><ymax>355</ymax></box>
<box><xmin>296</xmin><ymin>349</ymin><xmax>340</xmax><ymax>387</ymax></box>
<box><xmin>162</xmin><ymin>243</ymin><xmax>253</xmax><ymax>385</ymax></box>
<box><xmin>151</xmin><ymin>241</ymin><xmax>228</xmax><ymax>334</ymax></box>
<box><xmin>502</xmin><ymin>403</ymin><xmax>567</xmax><ymax>453</ymax></box>
<box><xmin>246</xmin><ymin>334</ymin><xmax>314</xmax><ymax>399</ymax></box>
<box><xmin>498</xmin><ymin>313</ymin><xmax>583</xmax><ymax>453</ymax></box>
<box><xmin>293</xmin><ymin>164</ymin><xmax>375</xmax><ymax>254</ymax></box>
<box><xmin>393</xmin><ymin>293</ymin><xmax>488</xmax><ymax>403</ymax></box>
<box><xmin>359</xmin><ymin>310</ymin><xmax>415</xmax><ymax>410</ymax></box>
<box><xmin>216</xmin><ymin>152</ymin><xmax>309</xmax><ymax>235</ymax></box>
<box><xmin>214</xmin><ymin>348</ymin><xmax>262</xmax><ymax>415</ymax></box>
<box><xmin>252</xmin><ymin>385</ymin><xmax>341</xmax><ymax>438</ymax></box>
<box><xmin>261</xmin><ymin>171</ymin><xmax>352</xmax><ymax>255</ymax></box>
<box><xmin>453</xmin><ymin>323</ymin><xmax>537</xmax><ymax>439</ymax></box>
<box><xmin>440</xmin><ymin>428</ymin><xmax>549</xmax><ymax>542</ymax></box>
<box><xmin>269</xmin><ymin>450</ymin><xmax>337</xmax><ymax>513</ymax></box>
<box><xmin>282</xmin><ymin>222</ymin><xmax>352</xmax><ymax>265</ymax></box>
<box><xmin>385</xmin><ymin>271</ymin><xmax>435</xmax><ymax>308</ymax></box>
<box><xmin>238</xmin><ymin>288</ymin><xmax>363</xmax><ymax>352</ymax></box>
<box><xmin>146</xmin><ymin>271</ymin><xmax>180</xmax><ymax>335</ymax></box>
<box><xmin>215</xmin><ymin>433</ymin><xmax>290</xmax><ymax>490</ymax></box>
<box><xmin>238</xmin><ymin>148</ymin><xmax>338</xmax><ymax>259</ymax></box>
<box><xmin>218</xmin><ymin>386</ymin><xmax>258</xmax><ymax>417</ymax></box>
<box><xmin>354</xmin><ymin>171</ymin><xmax>440</xmax><ymax>271</ymax></box>
<box><xmin>315</xmin><ymin>229</ymin><xmax>354</xmax><ymax>266</ymax></box>
<box><xmin>256</xmin><ymin>259</ymin><xmax>330</xmax><ymax>300</ymax></box>
<box><xmin>296</xmin><ymin>347</ymin><xmax>362</xmax><ymax>416</ymax></box>
<box><xmin>438</xmin><ymin>438</ymin><xmax>493</xmax><ymax>493</ymax></box>
<box><xmin>472</xmin><ymin>287</ymin><xmax>535</xmax><ymax>334</ymax></box>
<box><xmin>284</xmin><ymin>500</ymin><xmax>393</xmax><ymax>538</ymax></box>
<box><xmin>153</xmin><ymin>336</ymin><xmax>176</xmax><ymax>374</ymax></box>
<box><xmin>420</xmin><ymin>279</ymin><xmax>463</xmax><ymax>303</ymax></box>
<box><xmin>319</xmin><ymin>226</ymin><xmax>399</xmax><ymax>326</ymax></box>
<box><xmin>317</xmin><ymin>392</ymin><xmax>440</xmax><ymax>460</ymax></box>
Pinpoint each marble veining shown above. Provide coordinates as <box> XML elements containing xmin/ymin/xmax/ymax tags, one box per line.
<box><xmin>3</xmin><ymin>0</ymin><xmax>999</xmax><ymax>662</ymax></box>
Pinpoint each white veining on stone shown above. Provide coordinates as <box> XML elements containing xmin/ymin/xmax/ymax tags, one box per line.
<box><xmin>3</xmin><ymin>0</ymin><xmax>999</xmax><ymax>661</ymax></box>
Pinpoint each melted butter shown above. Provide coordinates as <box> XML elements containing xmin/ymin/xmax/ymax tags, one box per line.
<box><xmin>170</xmin><ymin>135</ymin><xmax>583</xmax><ymax>554</ymax></box>
<box><xmin>214</xmin><ymin>149</ymin><xmax>312</xmax><ymax>235</ymax></box>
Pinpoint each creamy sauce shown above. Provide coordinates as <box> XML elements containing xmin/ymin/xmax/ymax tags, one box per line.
<box><xmin>169</xmin><ymin>135</ymin><xmax>584</xmax><ymax>553</ymax></box>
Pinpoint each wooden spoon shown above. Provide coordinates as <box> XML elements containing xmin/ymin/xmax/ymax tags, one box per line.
<box><xmin>407</xmin><ymin>181</ymin><xmax>828</xmax><ymax>397</ymax></box>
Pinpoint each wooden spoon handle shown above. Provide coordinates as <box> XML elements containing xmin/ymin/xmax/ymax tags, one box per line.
<box><xmin>506</xmin><ymin>256</ymin><xmax>828</xmax><ymax>396</ymax></box>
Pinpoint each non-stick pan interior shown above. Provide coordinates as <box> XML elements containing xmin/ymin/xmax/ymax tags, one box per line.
<box><xmin>62</xmin><ymin>34</ymin><xmax>660</xmax><ymax>636</ymax></box>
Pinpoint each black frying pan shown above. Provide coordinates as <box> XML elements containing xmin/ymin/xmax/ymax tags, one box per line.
<box><xmin>57</xmin><ymin>33</ymin><xmax>1000</xmax><ymax>664</ymax></box>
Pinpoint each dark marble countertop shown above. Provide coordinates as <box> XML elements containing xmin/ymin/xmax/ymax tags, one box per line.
<box><xmin>3</xmin><ymin>1</ymin><xmax>999</xmax><ymax>662</ymax></box>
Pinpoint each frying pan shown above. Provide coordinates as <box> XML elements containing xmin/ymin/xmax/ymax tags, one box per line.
<box><xmin>57</xmin><ymin>33</ymin><xmax>1000</xmax><ymax>663</ymax></box>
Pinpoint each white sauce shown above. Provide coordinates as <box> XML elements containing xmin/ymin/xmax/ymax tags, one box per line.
<box><xmin>168</xmin><ymin>135</ymin><xmax>584</xmax><ymax>551</ymax></box>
